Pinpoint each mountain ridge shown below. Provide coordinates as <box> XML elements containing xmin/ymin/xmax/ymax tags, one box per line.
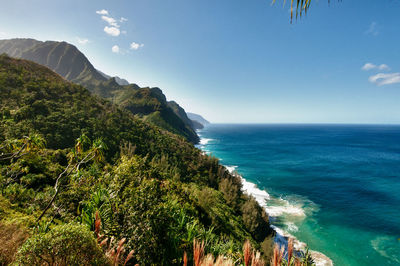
<box><xmin>97</xmin><ymin>69</ymin><xmax>130</xmax><ymax>86</ymax></box>
<box><xmin>0</xmin><ymin>38</ymin><xmax>199</xmax><ymax>143</ymax></box>
<box><xmin>187</xmin><ymin>112</ymin><xmax>210</xmax><ymax>127</ymax></box>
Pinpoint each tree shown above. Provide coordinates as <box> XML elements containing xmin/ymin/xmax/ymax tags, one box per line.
<box><xmin>0</xmin><ymin>134</ymin><xmax>47</xmax><ymax>191</ymax></box>
<box><xmin>0</xmin><ymin>134</ymin><xmax>45</xmax><ymax>161</ymax></box>
<box><xmin>36</xmin><ymin>135</ymin><xmax>106</xmax><ymax>222</ymax></box>
<box><xmin>241</xmin><ymin>197</ymin><xmax>270</xmax><ymax>242</ymax></box>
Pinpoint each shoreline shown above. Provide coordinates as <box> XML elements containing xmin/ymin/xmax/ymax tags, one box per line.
<box><xmin>230</xmin><ymin>167</ymin><xmax>333</xmax><ymax>266</ymax></box>
<box><xmin>197</xmin><ymin>135</ymin><xmax>333</xmax><ymax>266</ymax></box>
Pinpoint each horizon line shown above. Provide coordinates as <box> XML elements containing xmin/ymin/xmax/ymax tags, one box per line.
<box><xmin>205</xmin><ymin>122</ymin><xmax>400</xmax><ymax>126</ymax></box>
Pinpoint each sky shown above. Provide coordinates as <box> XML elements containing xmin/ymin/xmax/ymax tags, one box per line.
<box><xmin>0</xmin><ymin>0</ymin><xmax>400</xmax><ymax>123</ymax></box>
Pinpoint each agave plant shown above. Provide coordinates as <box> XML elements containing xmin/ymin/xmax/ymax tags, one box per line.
<box><xmin>23</xmin><ymin>133</ymin><xmax>46</xmax><ymax>152</ymax></box>
<box><xmin>79</xmin><ymin>188</ymin><xmax>115</xmax><ymax>235</ymax></box>
<box><xmin>92</xmin><ymin>138</ymin><xmax>108</xmax><ymax>162</ymax></box>
<box><xmin>75</xmin><ymin>133</ymin><xmax>91</xmax><ymax>154</ymax></box>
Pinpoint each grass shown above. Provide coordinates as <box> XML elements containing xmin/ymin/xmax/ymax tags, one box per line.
<box><xmin>188</xmin><ymin>237</ymin><xmax>313</xmax><ymax>266</ymax></box>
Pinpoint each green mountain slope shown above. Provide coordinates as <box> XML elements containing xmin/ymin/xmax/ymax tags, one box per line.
<box><xmin>0</xmin><ymin>55</ymin><xmax>273</xmax><ymax>264</ymax></box>
<box><xmin>0</xmin><ymin>38</ymin><xmax>199</xmax><ymax>143</ymax></box>
<box><xmin>0</xmin><ymin>38</ymin><xmax>107</xmax><ymax>87</ymax></box>
<box><xmin>115</xmin><ymin>87</ymin><xmax>199</xmax><ymax>143</ymax></box>
<box><xmin>0</xmin><ymin>55</ymin><xmax>180</xmax><ymax>157</ymax></box>
<box><xmin>167</xmin><ymin>100</ymin><xmax>203</xmax><ymax>133</ymax></box>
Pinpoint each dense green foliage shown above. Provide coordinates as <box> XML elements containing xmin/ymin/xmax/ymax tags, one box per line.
<box><xmin>115</xmin><ymin>87</ymin><xmax>199</xmax><ymax>143</ymax></box>
<box><xmin>0</xmin><ymin>39</ymin><xmax>199</xmax><ymax>143</ymax></box>
<box><xmin>0</xmin><ymin>55</ymin><xmax>273</xmax><ymax>265</ymax></box>
<box><xmin>0</xmin><ymin>55</ymin><xmax>196</xmax><ymax>160</ymax></box>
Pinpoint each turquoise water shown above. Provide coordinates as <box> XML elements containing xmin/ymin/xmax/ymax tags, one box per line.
<box><xmin>197</xmin><ymin>124</ymin><xmax>400</xmax><ymax>266</ymax></box>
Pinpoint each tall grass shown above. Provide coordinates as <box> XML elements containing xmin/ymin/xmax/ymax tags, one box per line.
<box><xmin>94</xmin><ymin>211</ymin><xmax>135</xmax><ymax>266</ymax></box>
<box><xmin>187</xmin><ymin>237</ymin><xmax>313</xmax><ymax>266</ymax></box>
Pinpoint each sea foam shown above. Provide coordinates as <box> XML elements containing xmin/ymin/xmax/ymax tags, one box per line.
<box><xmin>199</xmin><ymin>138</ymin><xmax>214</xmax><ymax>145</ymax></box>
<box><xmin>225</xmin><ymin>165</ymin><xmax>305</xmax><ymax>218</ymax></box>
<box><xmin>265</xmin><ymin>200</ymin><xmax>306</xmax><ymax>217</ymax></box>
<box><xmin>240</xmin><ymin>176</ymin><xmax>270</xmax><ymax>206</ymax></box>
<box><xmin>223</xmin><ymin>164</ymin><xmax>332</xmax><ymax>266</ymax></box>
<box><xmin>226</xmin><ymin>165</ymin><xmax>270</xmax><ymax>206</ymax></box>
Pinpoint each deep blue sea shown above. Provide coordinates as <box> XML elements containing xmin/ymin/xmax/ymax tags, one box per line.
<box><xmin>197</xmin><ymin>124</ymin><xmax>400</xmax><ymax>266</ymax></box>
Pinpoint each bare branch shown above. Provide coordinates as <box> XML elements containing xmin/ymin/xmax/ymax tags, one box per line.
<box><xmin>36</xmin><ymin>150</ymin><xmax>96</xmax><ymax>223</ymax></box>
<box><xmin>0</xmin><ymin>143</ymin><xmax>28</xmax><ymax>161</ymax></box>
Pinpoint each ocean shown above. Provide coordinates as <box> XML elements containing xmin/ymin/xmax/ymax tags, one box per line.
<box><xmin>197</xmin><ymin>124</ymin><xmax>400</xmax><ymax>266</ymax></box>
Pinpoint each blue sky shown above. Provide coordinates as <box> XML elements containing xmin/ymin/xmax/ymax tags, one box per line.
<box><xmin>1</xmin><ymin>0</ymin><xmax>400</xmax><ymax>123</ymax></box>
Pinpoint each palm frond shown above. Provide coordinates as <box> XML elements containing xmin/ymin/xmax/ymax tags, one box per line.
<box><xmin>273</xmin><ymin>0</ymin><xmax>340</xmax><ymax>23</ymax></box>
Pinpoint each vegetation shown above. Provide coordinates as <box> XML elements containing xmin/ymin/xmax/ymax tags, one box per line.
<box><xmin>0</xmin><ymin>223</ymin><xmax>29</xmax><ymax>264</ymax></box>
<box><xmin>183</xmin><ymin>239</ymin><xmax>312</xmax><ymax>266</ymax></box>
<box><xmin>0</xmin><ymin>39</ymin><xmax>199</xmax><ymax>143</ymax></box>
<box><xmin>13</xmin><ymin>223</ymin><xmax>109</xmax><ymax>265</ymax></box>
<box><xmin>0</xmin><ymin>55</ymin><xmax>280</xmax><ymax>265</ymax></box>
<box><xmin>116</xmin><ymin>87</ymin><xmax>199</xmax><ymax>143</ymax></box>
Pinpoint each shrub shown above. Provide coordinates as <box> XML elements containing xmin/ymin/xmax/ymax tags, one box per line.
<box><xmin>241</xmin><ymin>197</ymin><xmax>270</xmax><ymax>242</ymax></box>
<box><xmin>117</xmin><ymin>178</ymin><xmax>171</xmax><ymax>265</ymax></box>
<box><xmin>14</xmin><ymin>223</ymin><xmax>109</xmax><ymax>265</ymax></box>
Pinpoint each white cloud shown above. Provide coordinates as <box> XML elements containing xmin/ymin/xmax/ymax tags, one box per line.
<box><xmin>369</xmin><ymin>73</ymin><xmax>400</xmax><ymax>86</ymax></box>
<box><xmin>111</xmin><ymin>45</ymin><xmax>120</xmax><ymax>53</ymax></box>
<box><xmin>130</xmin><ymin>42</ymin><xmax>144</xmax><ymax>50</ymax></box>
<box><xmin>97</xmin><ymin>10</ymin><xmax>128</xmax><ymax>37</ymax></box>
<box><xmin>101</xmin><ymin>15</ymin><xmax>119</xmax><ymax>27</ymax></box>
<box><xmin>365</xmin><ymin>22</ymin><xmax>379</xmax><ymax>36</ymax></box>
<box><xmin>96</xmin><ymin>9</ymin><xmax>109</xmax><ymax>15</ymax></box>
<box><xmin>362</xmin><ymin>63</ymin><xmax>376</xmax><ymax>71</ymax></box>
<box><xmin>362</xmin><ymin>63</ymin><xmax>390</xmax><ymax>71</ymax></box>
<box><xmin>77</xmin><ymin>37</ymin><xmax>89</xmax><ymax>45</ymax></box>
<box><xmin>378</xmin><ymin>64</ymin><xmax>390</xmax><ymax>71</ymax></box>
<box><xmin>104</xmin><ymin>26</ymin><xmax>120</xmax><ymax>36</ymax></box>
